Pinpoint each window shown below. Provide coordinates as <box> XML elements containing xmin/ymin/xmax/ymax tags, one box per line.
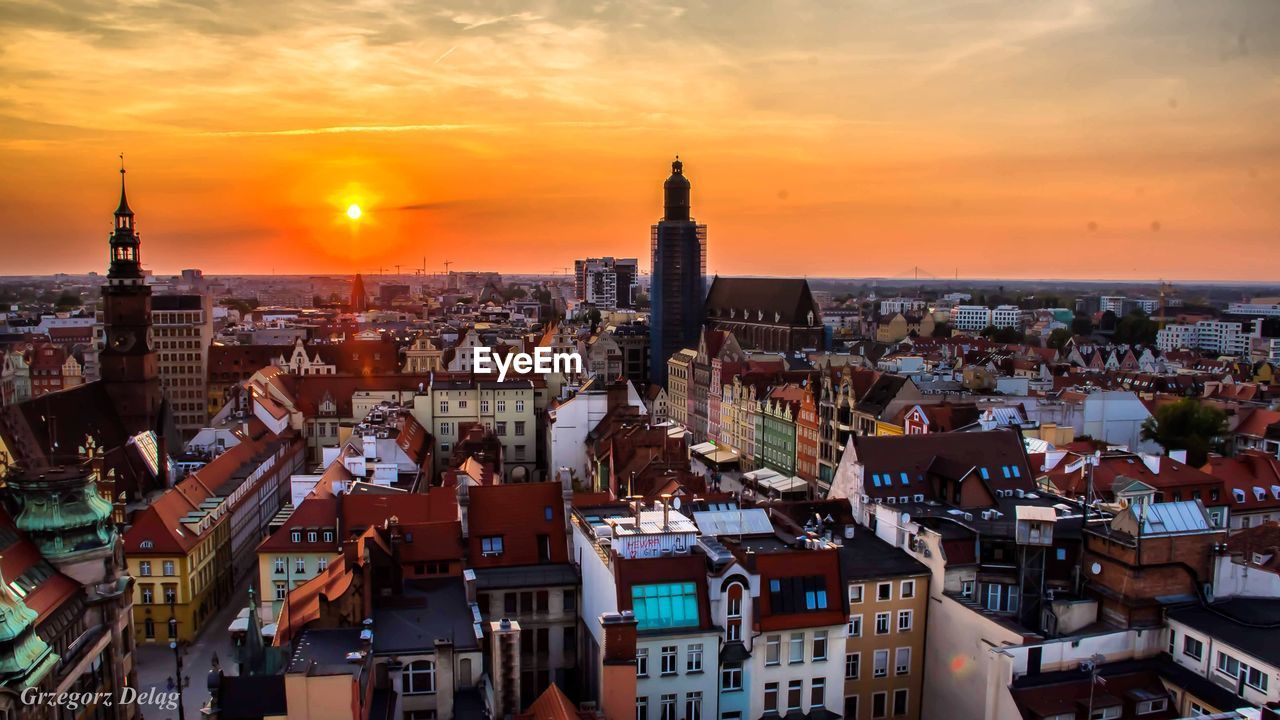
<box><xmin>766</xmin><ymin>635</ymin><xmax>781</xmax><ymax>665</ymax></box>
<box><xmin>144</xmin><ymin>618</ymin><xmax>155</xmax><ymax>639</ymax></box>
<box><xmin>631</xmin><ymin>583</ymin><xmax>699</xmax><ymax>630</ymax></box>
<box><xmin>726</xmin><ymin>583</ymin><xmax>744</xmax><ymax>641</ymax></box>
<box><xmin>898</xmin><ymin>609</ymin><xmax>913</xmax><ymax>632</ymax></box>
<box><xmin>892</xmin><ymin>689</ymin><xmax>908</xmax><ymax>717</ymax></box>
<box><xmin>961</xmin><ymin>579</ymin><xmax>974</xmax><ymax>598</ymax></box>
<box><xmin>873</xmin><ymin>649</ymin><xmax>889</xmax><ymax>678</ymax></box>
<box><xmin>849</xmin><ymin>583</ymin><xmax>864</xmax><ymax>604</ymax></box>
<box><xmin>141</xmin><ymin>586</ymin><xmax>154</xmax><ymax>604</ymax></box>
<box><xmin>789</xmin><ymin>632</ymin><xmax>805</xmax><ymax>664</ymax></box>
<box><xmin>1137</xmin><ymin>699</ymin><xmax>1168</xmax><ymax>715</ymax></box>
<box><xmin>440</xmin><ymin>421</ymin><xmax>451</xmax><ymax>435</ymax></box>
<box><xmin>844</xmin><ymin>696</ymin><xmax>858</xmax><ymax>720</ymax></box>
<box><xmin>439</xmin><ymin>401</ymin><xmax>449</xmax><ymax>412</ymax></box>
<box><xmin>845</xmin><ymin>652</ymin><xmax>860</xmax><ymax>680</ymax></box>
<box><xmin>481</xmin><ymin>400</ymin><xmax>490</xmax><ymax>413</ymax></box>
<box><xmin>877</xmin><ymin>582</ymin><xmax>892</xmax><ymax>601</ymax></box>
<box><xmin>163</xmin><ymin>586</ymin><xmax>177</xmax><ymax>604</ymax></box>
<box><xmin>764</xmin><ymin>683</ymin><xmax>779</xmax><ymax>714</ymax></box>
<box><xmin>275</xmin><ymin>583</ymin><xmax>286</xmax><ymax>601</ymax></box>
<box><xmin>848</xmin><ymin>614</ymin><xmax>862</xmax><ymax>637</ymax></box>
<box><xmin>1183</xmin><ymin>635</ymin><xmax>1203</xmax><ymax>661</ymax></box>
<box><xmin>636</xmin><ymin>697</ymin><xmax>648</xmax><ymax>720</ymax></box>
<box><xmin>516</xmin><ymin>400</ymin><xmax>525</xmax><ymax>413</ymax></box>
<box><xmin>497</xmin><ymin>400</ymin><xmax>507</xmax><ymax>413</ymax></box>
<box><xmin>872</xmin><ymin>691</ymin><xmax>887</xmax><ymax>719</ymax></box>
<box><xmin>274</xmin><ymin>558</ymin><xmax>285</xmax><ymax>574</ymax></box>
<box><xmin>660</xmin><ymin>695</ymin><xmax>676</xmax><ymax>720</ymax></box>
<box><xmin>687</xmin><ymin>643</ymin><xmax>703</xmax><ymax>673</ymax></box>
<box><xmin>139</xmin><ymin>561</ymin><xmax>152</xmax><ymax>577</ymax></box>
<box><xmin>1090</xmin><ymin>707</ymin><xmax>1120</xmax><ymax>720</ymax></box>
<box><xmin>768</xmin><ymin>575</ymin><xmax>829</xmax><ymax>612</ymax></box>
<box><xmin>636</xmin><ymin>648</ymin><xmax>649</xmax><ymax>677</ymax></box>
<box><xmin>812</xmin><ymin>630</ymin><xmax>828</xmax><ymax>661</ymax></box>
<box><xmin>660</xmin><ymin>645</ymin><xmax>677</xmax><ymax>675</ymax></box>
<box><xmin>481</xmin><ymin>536</ymin><xmax>504</xmax><ymax>555</ymax></box>
<box><xmin>721</xmin><ymin>664</ymin><xmax>742</xmax><ymax>691</ymax></box>
<box><xmin>496</xmin><ymin>421</ymin><xmax>507</xmax><ymax>436</ymax></box>
<box><xmin>403</xmin><ymin>661</ymin><xmax>436</xmax><ymax>694</ymax></box>
<box><xmin>162</xmin><ymin>560</ymin><xmax>175</xmax><ymax>576</ymax></box>
<box><xmin>901</xmin><ymin>579</ymin><xmax>915</xmax><ymax>598</ymax></box>
<box><xmin>318</xmin><ymin>557</ymin><xmax>328</xmax><ymax>572</ymax></box>
<box><xmin>787</xmin><ymin>680</ymin><xmax>803</xmax><ymax>712</ymax></box>
<box><xmin>875</xmin><ymin>612</ymin><xmax>890</xmax><ymax>635</ymax></box>
<box><xmin>307</xmin><ymin>530</ymin><xmax>317</xmax><ymax>543</ymax></box>
<box><xmin>323</xmin><ymin>530</ymin><xmax>334</xmax><ymax>543</ymax></box>
<box><xmin>291</xmin><ymin>530</ymin><xmax>302</xmax><ymax>543</ymax></box>
<box><xmin>685</xmin><ymin>692</ymin><xmax>702</xmax><ymax>720</ymax></box>
<box><xmin>515</xmin><ymin>421</ymin><xmax>526</xmax><ymax>436</ymax></box>
<box><xmin>811</xmin><ymin>679</ymin><xmax>826</xmax><ymax>709</ymax></box>
<box><xmin>295</xmin><ymin>558</ymin><xmax>306</xmax><ymax>574</ymax></box>
<box><xmin>895</xmin><ymin>647</ymin><xmax>911</xmax><ymax>675</ymax></box>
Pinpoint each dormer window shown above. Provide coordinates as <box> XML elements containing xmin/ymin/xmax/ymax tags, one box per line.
<box><xmin>291</xmin><ymin>529</ymin><xmax>302</xmax><ymax>542</ymax></box>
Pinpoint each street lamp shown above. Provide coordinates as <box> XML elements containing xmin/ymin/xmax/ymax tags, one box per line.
<box><xmin>168</xmin><ymin>599</ymin><xmax>186</xmax><ymax>720</ymax></box>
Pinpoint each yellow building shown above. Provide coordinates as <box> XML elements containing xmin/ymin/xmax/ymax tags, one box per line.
<box><xmin>256</xmin><ymin>494</ymin><xmax>341</xmax><ymax>622</ymax></box>
<box><xmin>124</xmin><ymin>473</ymin><xmax>232</xmax><ymax>643</ymax></box>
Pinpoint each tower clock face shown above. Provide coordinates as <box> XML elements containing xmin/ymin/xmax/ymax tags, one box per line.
<box><xmin>109</xmin><ymin>330</ymin><xmax>136</xmax><ymax>352</ymax></box>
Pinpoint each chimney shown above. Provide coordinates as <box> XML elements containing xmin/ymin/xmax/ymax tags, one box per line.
<box><xmin>661</xmin><ymin>493</ymin><xmax>672</xmax><ymax>528</ymax></box>
<box><xmin>599</xmin><ymin>613</ymin><xmax>638</xmax><ymax>720</ymax></box>
<box><xmin>1141</xmin><ymin>454</ymin><xmax>1161</xmax><ymax>475</ymax></box>
<box><xmin>457</xmin><ymin>479</ymin><xmax>470</xmax><ymax>539</ymax></box>
<box><xmin>489</xmin><ymin>619</ymin><xmax>522</xmax><ymax>717</ymax></box>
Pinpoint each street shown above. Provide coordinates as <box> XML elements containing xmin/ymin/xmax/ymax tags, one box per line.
<box><xmin>134</xmin><ymin>574</ymin><xmax>253</xmax><ymax>720</ymax></box>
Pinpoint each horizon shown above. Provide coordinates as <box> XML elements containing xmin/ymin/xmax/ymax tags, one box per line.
<box><xmin>2</xmin><ymin>1</ymin><xmax>1278</xmax><ymax>280</ymax></box>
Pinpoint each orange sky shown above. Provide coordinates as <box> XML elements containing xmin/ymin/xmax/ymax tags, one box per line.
<box><xmin>1</xmin><ymin>1</ymin><xmax>1278</xmax><ymax>280</ymax></box>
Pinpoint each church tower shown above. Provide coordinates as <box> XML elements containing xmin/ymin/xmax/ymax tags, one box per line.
<box><xmin>99</xmin><ymin>160</ymin><xmax>164</xmax><ymax>436</ymax></box>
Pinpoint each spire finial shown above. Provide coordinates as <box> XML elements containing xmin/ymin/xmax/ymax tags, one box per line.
<box><xmin>119</xmin><ymin>152</ymin><xmax>125</xmax><ymax>175</ymax></box>
<box><xmin>114</xmin><ymin>154</ymin><xmax>133</xmax><ymax>217</ymax></box>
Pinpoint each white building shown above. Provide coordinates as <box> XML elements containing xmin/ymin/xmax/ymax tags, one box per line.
<box><xmin>1158</xmin><ymin>320</ymin><xmax>1254</xmax><ymax>356</ymax></box>
<box><xmin>879</xmin><ymin>298</ymin><xmax>926</xmax><ymax>316</ymax></box>
<box><xmin>1228</xmin><ymin>302</ymin><xmax>1280</xmax><ymax>318</ymax></box>
<box><xmin>950</xmin><ymin>305</ymin><xmax>992</xmax><ymax>332</ymax></box>
<box><xmin>1100</xmin><ymin>295</ymin><xmax>1127</xmax><ymax>314</ymax></box>
<box><xmin>990</xmin><ymin>305</ymin><xmax>1023</xmax><ymax>330</ymax></box>
<box><xmin>546</xmin><ymin>378</ymin><xmax>645</xmax><ymax>483</ymax></box>
<box><xmin>1166</xmin><ymin>601</ymin><xmax>1280</xmax><ymax>710</ymax></box>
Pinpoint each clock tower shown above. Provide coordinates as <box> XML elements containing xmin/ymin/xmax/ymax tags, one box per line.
<box><xmin>99</xmin><ymin>161</ymin><xmax>164</xmax><ymax>435</ymax></box>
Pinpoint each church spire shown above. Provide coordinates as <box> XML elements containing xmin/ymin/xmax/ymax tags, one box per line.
<box><xmin>115</xmin><ymin>153</ymin><xmax>134</xmax><ymax>218</ymax></box>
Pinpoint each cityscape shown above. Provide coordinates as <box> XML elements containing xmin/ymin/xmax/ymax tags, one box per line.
<box><xmin>2</xmin><ymin>3</ymin><xmax>1280</xmax><ymax>720</ymax></box>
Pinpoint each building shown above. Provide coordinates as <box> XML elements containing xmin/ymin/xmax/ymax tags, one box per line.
<box><xmin>0</xmin><ymin>463</ymin><xmax>138</xmax><ymax>720</ymax></box>
<box><xmin>575</xmin><ymin>257</ymin><xmax>639</xmax><ymax>310</ymax></box>
<box><xmin>1227</xmin><ymin>302</ymin><xmax>1280</xmax><ymax>318</ymax></box>
<box><xmin>350</xmin><ymin>273</ymin><xmax>369</xmax><ymax>312</ymax></box>
<box><xmin>1157</xmin><ymin>320</ymin><xmax>1255</xmax><ymax>355</ymax></box>
<box><xmin>704</xmin><ymin>277</ymin><xmax>825</xmax><ymax>353</ymax></box>
<box><xmin>151</xmin><ymin>293</ymin><xmax>214</xmax><ymax>439</ymax></box>
<box><xmin>649</xmin><ymin>158</ymin><xmax>707</xmax><ymax>386</ymax></box>
<box><xmin>990</xmin><ymin>305</ymin><xmax>1023</xmax><ymax>330</ymax></box>
<box><xmin>949</xmin><ymin>305</ymin><xmax>992</xmax><ymax>332</ymax></box>
<box><xmin>1166</xmin><ymin>599</ymin><xmax>1280</xmax><ymax>710</ymax></box>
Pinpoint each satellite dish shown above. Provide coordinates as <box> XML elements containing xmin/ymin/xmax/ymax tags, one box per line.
<box><xmin>672</xmin><ymin>496</ymin><xmax>681</xmax><ymax>510</ymax></box>
<box><xmin>1090</xmin><ymin>562</ymin><xmax>1102</xmax><ymax>575</ymax></box>
<box><xmin>901</xmin><ymin>512</ymin><xmax>911</xmax><ymax>524</ymax></box>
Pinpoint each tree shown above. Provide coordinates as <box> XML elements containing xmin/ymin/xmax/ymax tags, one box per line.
<box><xmin>54</xmin><ymin>291</ymin><xmax>82</xmax><ymax>311</ymax></box>
<box><xmin>1140</xmin><ymin>399</ymin><xmax>1227</xmax><ymax>467</ymax></box>
<box><xmin>1071</xmin><ymin>313</ymin><xmax>1093</xmax><ymax>336</ymax></box>
<box><xmin>979</xmin><ymin>324</ymin><xmax>998</xmax><ymax>338</ymax></box>
<box><xmin>1114</xmin><ymin>309</ymin><xmax>1158</xmax><ymax>345</ymax></box>
<box><xmin>1047</xmin><ymin>328</ymin><xmax>1073</xmax><ymax>350</ymax></box>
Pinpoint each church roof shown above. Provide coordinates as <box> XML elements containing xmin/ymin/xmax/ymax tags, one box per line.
<box><xmin>705</xmin><ymin>277</ymin><xmax>821</xmax><ymax>327</ymax></box>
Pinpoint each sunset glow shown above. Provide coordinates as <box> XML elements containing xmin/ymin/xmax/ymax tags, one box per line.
<box><xmin>346</xmin><ymin>204</ymin><xmax>362</xmax><ymax>221</ymax></box>
<box><xmin>0</xmin><ymin>1</ymin><xmax>1277</xmax><ymax>279</ymax></box>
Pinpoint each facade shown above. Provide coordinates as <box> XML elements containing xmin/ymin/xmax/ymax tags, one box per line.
<box><xmin>703</xmin><ymin>277</ymin><xmax>825</xmax><ymax>354</ymax></box>
<box><xmin>1157</xmin><ymin>319</ymin><xmax>1255</xmax><ymax>355</ymax></box>
<box><xmin>666</xmin><ymin>348</ymin><xmax>697</xmax><ymax>428</ymax></box>
<box><xmin>151</xmin><ymin>293</ymin><xmax>214</xmax><ymax>439</ymax></box>
<box><xmin>650</xmin><ymin>158</ymin><xmax>707</xmax><ymax>386</ymax></box>
<box><xmin>1166</xmin><ymin>599</ymin><xmax>1280</xmax><ymax>710</ymax></box>
<box><xmin>949</xmin><ymin>305</ymin><xmax>992</xmax><ymax>332</ymax></box>
<box><xmin>990</xmin><ymin>305</ymin><xmax>1023</xmax><ymax>330</ymax></box>
<box><xmin>575</xmin><ymin>257</ymin><xmax>639</xmax><ymax>310</ymax></box>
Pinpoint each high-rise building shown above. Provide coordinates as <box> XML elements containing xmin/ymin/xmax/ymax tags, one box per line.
<box><xmin>152</xmin><ymin>293</ymin><xmax>214</xmax><ymax>439</ymax></box>
<box><xmin>649</xmin><ymin>157</ymin><xmax>706</xmax><ymax>386</ymax></box>
<box><xmin>574</xmin><ymin>257</ymin><xmax>639</xmax><ymax>310</ymax></box>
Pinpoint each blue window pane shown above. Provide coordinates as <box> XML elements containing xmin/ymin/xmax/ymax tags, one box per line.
<box><xmin>770</xmin><ymin>579</ymin><xmax>781</xmax><ymax>592</ymax></box>
<box><xmin>631</xmin><ymin>582</ymin><xmax>700</xmax><ymax>630</ymax></box>
<box><xmin>1012</xmin><ymin>466</ymin><xmax>1021</xmax><ymax>478</ymax></box>
<box><xmin>1002</xmin><ymin>466</ymin><xmax>1011</xmax><ymax>478</ymax></box>
<box><xmin>980</xmin><ymin>468</ymin><xmax>990</xmax><ymax>480</ymax></box>
<box><xmin>1056</xmin><ymin>548</ymin><xmax>1066</xmax><ymax>561</ymax></box>
<box><xmin>805</xmin><ymin>591</ymin><xmax>816</xmax><ymax>609</ymax></box>
<box><xmin>871</xmin><ymin>474</ymin><xmax>880</xmax><ymax>487</ymax></box>
<box><xmin>900</xmin><ymin>472</ymin><xmax>909</xmax><ymax>486</ymax></box>
<box><xmin>816</xmin><ymin>590</ymin><xmax>828</xmax><ymax>609</ymax></box>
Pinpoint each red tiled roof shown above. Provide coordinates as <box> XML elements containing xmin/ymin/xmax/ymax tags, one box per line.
<box><xmin>257</xmin><ymin>497</ymin><xmax>340</xmax><ymax>553</ymax></box>
<box><xmin>465</xmin><ymin>482</ymin><xmax>568</xmax><ymax>568</ymax></box>
<box><xmin>1202</xmin><ymin>451</ymin><xmax>1280</xmax><ymax>512</ymax></box>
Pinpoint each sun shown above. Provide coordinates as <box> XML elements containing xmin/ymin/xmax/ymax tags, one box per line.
<box><xmin>346</xmin><ymin>203</ymin><xmax>362</xmax><ymax>220</ymax></box>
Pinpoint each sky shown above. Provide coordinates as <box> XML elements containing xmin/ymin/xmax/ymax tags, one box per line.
<box><xmin>1</xmin><ymin>0</ymin><xmax>1278</xmax><ymax>281</ymax></box>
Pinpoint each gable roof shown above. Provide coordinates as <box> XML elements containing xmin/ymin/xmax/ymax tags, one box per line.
<box><xmin>851</xmin><ymin>429</ymin><xmax>1034</xmax><ymax>500</ymax></box>
<box><xmin>705</xmin><ymin>277</ymin><xmax>821</xmax><ymax>327</ymax></box>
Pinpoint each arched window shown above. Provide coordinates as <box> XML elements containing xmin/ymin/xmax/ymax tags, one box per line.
<box><xmin>725</xmin><ymin>582</ymin><xmax>744</xmax><ymax>641</ymax></box>
<box><xmin>403</xmin><ymin>660</ymin><xmax>436</xmax><ymax>695</ymax></box>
